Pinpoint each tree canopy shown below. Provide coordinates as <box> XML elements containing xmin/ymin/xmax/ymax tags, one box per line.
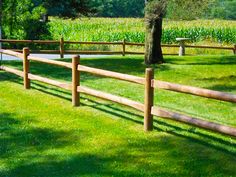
<box><xmin>34</xmin><ymin>0</ymin><xmax>94</xmax><ymax>17</ymax></box>
<box><xmin>89</xmin><ymin>0</ymin><xmax>236</xmax><ymax>20</ymax></box>
<box><xmin>205</xmin><ymin>0</ymin><xmax>236</xmax><ymax>20</ymax></box>
<box><xmin>2</xmin><ymin>0</ymin><xmax>47</xmax><ymax>39</ymax></box>
<box><xmin>1</xmin><ymin>0</ymin><xmax>92</xmax><ymax>39</ymax></box>
<box><xmin>1</xmin><ymin>0</ymin><xmax>235</xmax><ymax>41</ymax></box>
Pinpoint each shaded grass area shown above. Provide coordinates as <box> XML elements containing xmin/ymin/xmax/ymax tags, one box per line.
<box><xmin>0</xmin><ymin>55</ymin><xmax>236</xmax><ymax>176</ymax></box>
<box><xmin>3</xmin><ymin>55</ymin><xmax>236</xmax><ymax>124</ymax></box>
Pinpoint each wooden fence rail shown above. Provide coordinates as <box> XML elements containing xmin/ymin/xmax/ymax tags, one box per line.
<box><xmin>0</xmin><ymin>49</ymin><xmax>24</xmax><ymax>59</ymax></box>
<box><xmin>78</xmin><ymin>65</ymin><xmax>145</xmax><ymax>85</ymax></box>
<box><xmin>151</xmin><ymin>107</ymin><xmax>236</xmax><ymax>136</ymax></box>
<box><xmin>1</xmin><ymin>48</ymin><xmax>236</xmax><ymax>137</ymax></box>
<box><xmin>0</xmin><ymin>38</ymin><xmax>235</xmax><ymax>57</ymax></box>
<box><xmin>153</xmin><ymin>80</ymin><xmax>236</xmax><ymax>103</ymax></box>
<box><xmin>28</xmin><ymin>55</ymin><xmax>72</xmax><ymax>68</ymax></box>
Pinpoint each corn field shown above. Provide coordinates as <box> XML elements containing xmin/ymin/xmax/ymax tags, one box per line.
<box><xmin>48</xmin><ymin>18</ymin><xmax>236</xmax><ymax>44</ymax></box>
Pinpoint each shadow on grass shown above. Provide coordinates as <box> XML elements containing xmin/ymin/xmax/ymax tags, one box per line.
<box><xmin>1</xmin><ymin>72</ymin><xmax>235</xmax><ymax>155</ymax></box>
<box><xmin>207</xmin><ymin>85</ymin><xmax>236</xmax><ymax>93</ymax></box>
<box><xmin>165</xmin><ymin>55</ymin><xmax>236</xmax><ymax>65</ymax></box>
<box><xmin>2</xmin><ymin>57</ymin><xmax>171</xmax><ymax>82</ymax></box>
<box><xmin>1</xmin><ymin>111</ymin><xmax>235</xmax><ymax>176</ymax></box>
<box><xmin>3</xmin><ymin>139</ymin><xmax>235</xmax><ymax>177</ymax></box>
<box><xmin>0</xmin><ymin>113</ymin><xmax>115</xmax><ymax>177</ymax></box>
<box><xmin>1</xmin><ymin>59</ymin><xmax>236</xmax><ymax>176</ymax></box>
<box><xmin>0</xmin><ymin>113</ymin><xmax>82</xmax><ymax>159</ymax></box>
<box><xmin>194</xmin><ymin>75</ymin><xmax>236</xmax><ymax>93</ymax></box>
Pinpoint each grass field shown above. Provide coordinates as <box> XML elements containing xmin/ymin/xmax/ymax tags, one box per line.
<box><xmin>0</xmin><ymin>55</ymin><xmax>236</xmax><ymax>176</ymax></box>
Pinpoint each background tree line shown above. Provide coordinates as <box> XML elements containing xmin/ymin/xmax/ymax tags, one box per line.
<box><xmin>0</xmin><ymin>0</ymin><xmax>235</xmax><ymax>40</ymax></box>
<box><xmin>89</xmin><ymin>0</ymin><xmax>236</xmax><ymax>20</ymax></box>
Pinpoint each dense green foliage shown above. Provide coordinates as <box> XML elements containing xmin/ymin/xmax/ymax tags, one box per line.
<box><xmin>90</xmin><ymin>0</ymin><xmax>145</xmax><ymax>17</ymax></box>
<box><xmin>206</xmin><ymin>0</ymin><xmax>236</xmax><ymax>20</ymax></box>
<box><xmin>87</xmin><ymin>0</ymin><xmax>236</xmax><ymax>20</ymax></box>
<box><xmin>88</xmin><ymin>0</ymin><xmax>236</xmax><ymax>20</ymax></box>
<box><xmin>1</xmin><ymin>0</ymin><xmax>92</xmax><ymax>40</ymax></box>
<box><xmin>2</xmin><ymin>0</ymin><xmax>48</xmax><ymax>39</ymax></box>
<box><xmin>1</xmin><ymin>55</ymin><xmax>236</xmax><ymax>176</ymax></box>
<box><xmin>166</xmin><ymin>0</ymin><xmax>210</xmax><ymax>20</ymax></box>
<box><xmin>34</xmin><ymin>0</ymin><xmax>93</xmax><ymax>17</ymax></box>
<box><xmin>1</xmin><ymin>0</ymin><xmax>235</xmax><ymax>41</ymax></box>
<box><xmin>48</xmin><ymin>18</ymin><xmax>236</xmax><ymax>44</ymax></box>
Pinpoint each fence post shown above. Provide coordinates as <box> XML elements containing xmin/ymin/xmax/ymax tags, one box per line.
<box><xmin>144</xmin><ymin>68</ymin><xmax>154</xmax><ymax>131</ymax></box>
<box><xmin>23</xmin><ymin>47</ymin><xmax>30</xmax><ymax>89</ymax></box>
<box><xmin>234</xmin><ymin>44</ymin><xmax>236</xmax><ymax>55</ymax></box>
<box><xmin>72</xmin><ymin>55</ymin><xmax>80</xmax><ymax>106</ymax></box>
<box><xmin>60</xmin><ymin>37</ymin><xmax>64</xmax><ymax>58</ymax></box>
<box><xmin>122</xmin><ymin>39</ymin><xmax>126</xmax><ymax>56</ymax></box>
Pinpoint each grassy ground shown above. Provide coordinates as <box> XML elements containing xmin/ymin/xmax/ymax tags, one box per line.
<box><xmin>0</xmin><ymin>55</ymin><xmax>236</xmax><ymax>176</ymax></box>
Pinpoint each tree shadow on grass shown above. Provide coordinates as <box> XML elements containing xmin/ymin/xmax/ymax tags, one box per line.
<box><xmin>4</xmin><ymin>140</ymin><xmax>235</xmax><ymax>177</ymax></box>
<box><xmin>1</xmin><ymin>76</ymin><xmax>236</xmax><ymax>176</ymax></box>
<box><xmin>1</xmin><ymin>72</ymin><xmax>236</xmax><ymax>156</ymax></box>
<box><xmin>0</xmin><ymin>113</ymin><xmax>81</xmax><ymax>159</ymax></box>
<box><xmin>0</xmin><ymin>113</ymin><xmax>101</xmax><ymax>177</ymax></box>
<box><xmin>194</xmin><ymin>75</ymin><xmax>236</xmax><ymax>93</ymax></box>
<box><xmin>2</xmin><ymin>112</ymin><xmax>236</xmax><ymax>177</ymax></box>
<box><xmin>20</xmin><ymin>80</ymin><xmax>236</xmax><ymax>155</ymax></box>
<box><xmin>2</xmin><ymin>57</ymin><xmax>171</xmax><ymax>82</ymax></box>
<box><xmin>165</xmin><ymin>55</ymin><xmax>236</xmax><ymax>65</ymax></box>
<box><xmin>84</xmin><ymin>98</ymin><xmax>236</xmax><ymax>155</ymax></box>
<box><xmin>1</xmin><ymin>112</ymin><xmax>235</xmax><ymax>176</ymax></box>
<box><xmin>0</xmin><ymin>71</ymin><xmax>21</xmax><ymax>82</ymax></box>
<box><xmin>206</xmin><ymin>85</ymin><xmax>236</xmax><ymax>93</ymax></box>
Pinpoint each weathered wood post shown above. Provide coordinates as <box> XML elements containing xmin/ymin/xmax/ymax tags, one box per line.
<box><xmin>122</xmin><ymin>39</ymin><xmax>126</xmax><ymax>56</ymax></box>
<box><xmin>176</xmin><ymin>38</ymin><xmax>190</xmax><ymax>56</ymax></box>
<box><xmin>72</xmin><ymin>55</ymin><xmax>80</xmax><ymax>106</ymax></box>
<box><xmin>23</xmin><ymin>47</ymin><xmax>30</xmax><ymax>89</ymax></box>
<box><xmin>144</xmin><ymin>68</ymin><xmax>154</xmax><ymax>131</ymax></box>
<box><xmin>60</xmin><ymin>37</ymin><xmax>64</xmax><ymax>58</ymax></box>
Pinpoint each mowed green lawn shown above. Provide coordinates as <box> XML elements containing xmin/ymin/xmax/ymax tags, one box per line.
<box><xmin>0</xmin><ymin>55</ymin><xmax>236</xmax><ymax>177</ymax></box>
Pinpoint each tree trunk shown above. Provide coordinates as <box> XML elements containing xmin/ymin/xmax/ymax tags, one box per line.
<box><xmin>0</xmin><ymin>0</ymin><xmax>2</xmax><ymax>49</ymax></box>
<box><xmin>145</xmin><ymin>16</ymin><xmax>164</xmax><ymax>65</ymax></box>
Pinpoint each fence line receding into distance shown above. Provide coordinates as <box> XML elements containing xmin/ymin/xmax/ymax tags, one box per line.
<box><xmin>0</xmin><ymin>48</ymin><xmax>236</xmax><ymax>137</ymax></box>
<box><xmin>0</xmin><ymin>38</ymin><xmax>235</xmax><ymax>58</ymax></box>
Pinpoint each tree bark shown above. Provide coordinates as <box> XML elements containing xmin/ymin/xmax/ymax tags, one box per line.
<box><xmin>145</xmin><ymin>16</ymin><xmax>164</xmax><ymax>64</ymax></box>
<box><xmin>144</xmin><ymin>0</ymin><xmax>165</xmax><ymax>65</ymax></box>
<box><xmin>0</xmin><ymin>0</ymin><xmax>2</xmax><ymax>49</ymax></box>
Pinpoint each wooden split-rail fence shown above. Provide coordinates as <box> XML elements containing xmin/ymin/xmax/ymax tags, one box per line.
<box><xmin>0</xmin><ymin>48</ymin><xmax>236</xmax><ymax>137</ymax></box>
<box><xmin>0</xmin><ymin>38</ymin><xmax>235</xmax><ymax>57</ymax></box>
